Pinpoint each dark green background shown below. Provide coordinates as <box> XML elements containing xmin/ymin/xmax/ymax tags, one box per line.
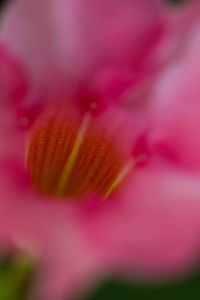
<box><xmin>81</xmin><ymin>274</ymin><xmax>200</xmax><ymax>300</ymax></box>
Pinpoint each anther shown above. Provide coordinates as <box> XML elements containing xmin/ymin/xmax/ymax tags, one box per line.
<box><xmin>78</xmin><ymin>86</ymin><xmax>109</xmax><ymax>116</ymax></box>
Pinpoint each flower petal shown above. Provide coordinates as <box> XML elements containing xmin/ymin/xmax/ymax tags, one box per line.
<box><xmin>79</xmin><ymin>167</ymin><xmax>200</xmax><ymax>279</ymax></box>
<box><xmin>0</xmin><ymin>164</ymin><xmax>103</xmax><ymax>300</ymax></box>
<box><xmin>0</xmin><ymin>45</ymin><xmax>27</xmax><ymax>103</ymax></box>
<box><xmin>0</xmin><ymin>0</ymin><xmax>163</xmax><ymax>97</ymax></box>
<box><xmin>149</xmin><ymin>19</ymin><xmax>200</xmax><ymax>171</ymax></box>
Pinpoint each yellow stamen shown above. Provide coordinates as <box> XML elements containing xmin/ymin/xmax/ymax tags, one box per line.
<box><xmin>104</xmin><ymin>159</ymin><xmax>135</xmax><ymax>199</ymax></box>
<box><xmin>56</xmin><ymin>113</ymin><xmax>91</xmax><ymax>195</ymax></box>
<box><xmin>104</xmin><ymin>154</ymin><xmax>146</xmax><ymax>199</ymax></box>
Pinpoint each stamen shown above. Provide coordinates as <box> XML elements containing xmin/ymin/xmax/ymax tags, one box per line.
<box><xmin>104</xmin><ymin>159</ymin><xmax>134</xmax><ymax>199</ymax></box>
<box><xmin>104</xmin><ymin>154</ymin><xmax>146</xmax><ymax>199</ymax></box>
<box><xmin>55</xmin><ymin>112</ymin><xmax>91</xmax><ymax>195</ymax></box>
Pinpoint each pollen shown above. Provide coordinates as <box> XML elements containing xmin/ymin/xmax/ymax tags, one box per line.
<box><xmin>27</xmin><ymin>111</ymin><xmax>128</xmax><ymax>199</ymax></box>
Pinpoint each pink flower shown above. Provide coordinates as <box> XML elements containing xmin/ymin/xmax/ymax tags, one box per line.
<box><xmin>1</xmin><ymin>0</ymin><xmax>200</xmax><ymax>300</ymax></box>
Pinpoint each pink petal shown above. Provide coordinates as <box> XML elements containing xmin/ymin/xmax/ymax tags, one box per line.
<box><xmin>79</xmin><ymin>167</ymin><xmax>200</xmax><ymax>280</ymax></box>
<box><xmin>0</xmin><ymin>45</ymin><xmax>27</xmax><ymax>103</ymax></box>
<box><xmin>0</xmin><ymin>164</ymin><xmax>103</xmax><ymax>300</ymax></box>
<box><xmin>149</xmin><ymin>19</ymin><xmax>200</xmax><ymax>171</ymax></box>
<box><xmin>0</xmin><ymin>0</ymin><xmax>163</xmax><ymax>100</ymax></box>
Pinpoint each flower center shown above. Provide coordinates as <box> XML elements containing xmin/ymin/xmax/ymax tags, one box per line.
<box><xmin>27</xmin><ymin>110</ymin><xmax>130</xmax><ymax>200</ymax></box>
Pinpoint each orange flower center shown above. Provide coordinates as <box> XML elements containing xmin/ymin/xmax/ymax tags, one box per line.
<box><xmin>27</xmin><ymin>111</ymin><xmax>131</xmax><ymax>200</ymax></box>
